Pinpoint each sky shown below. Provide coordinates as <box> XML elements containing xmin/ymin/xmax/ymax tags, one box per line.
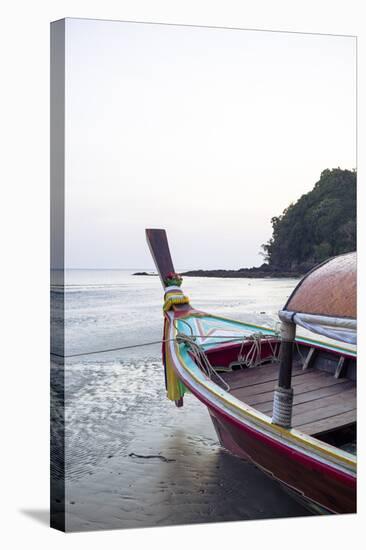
<box><xmin>65</xmin><ymin>18</ymin><xmax>356</xmax><ymax>270</ymax></box>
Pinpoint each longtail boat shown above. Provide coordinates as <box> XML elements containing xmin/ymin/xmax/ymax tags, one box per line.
<box><xmin>146</xmin><ymin>229</ymin><xmax>356</xmax><ymax>514</ymax></box>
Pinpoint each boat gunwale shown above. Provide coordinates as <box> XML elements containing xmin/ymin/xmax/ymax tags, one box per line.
<box><xmin>166</xmin><ymin>310</ymin><xmax>357</xmax><ymax>474</ymax></box>
<box><xmin>175</xmin><ymin>309</ymin><xmax>357</xmax><ymax>358</ymax></box>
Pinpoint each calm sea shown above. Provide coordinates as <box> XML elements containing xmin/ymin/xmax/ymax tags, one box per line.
<box><xmin>51</xmin><ymin>270</ymin><xmax>313</xmax><ymax>531</ymax></box>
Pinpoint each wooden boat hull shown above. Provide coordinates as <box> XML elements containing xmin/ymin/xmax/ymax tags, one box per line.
<box><xmin>208</xmin><ymin>409</ymin><xmax>356</xmax><ymax>514</ymax></box>
<box><xmin>164</xmin><ymin>311</ymin><xmax>356</xmax><ymax>515</ymax></box>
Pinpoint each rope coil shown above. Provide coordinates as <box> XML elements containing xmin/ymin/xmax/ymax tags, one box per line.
<box><xmin>177</xmin><ymin>333</ymin><xmax>231</xmax><ymax>392</ymax></box>
<box><xmin>237</xmin><ymin>332</ymin><xmax>280</xmax><ymax>368</ymax></box>
<box><xmin>272</xmin><ymin>386</ymin><xmax>294</xmax><ymax>428</ymax></box>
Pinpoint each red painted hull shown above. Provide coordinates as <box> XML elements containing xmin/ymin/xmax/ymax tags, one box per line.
<box><xmin>172</xmin><ymin>333</ymin><xmax>356</xmax><ymax>515</ymax></box>
<box><xmin>169</xmin><ymin>334</ymin><xmax>356</xmax><ymax>515</ymax></box>
<box><xmin>207</xmin><ymin>406</ymin><xmax>356</xmax><ymax>514</ymax></box>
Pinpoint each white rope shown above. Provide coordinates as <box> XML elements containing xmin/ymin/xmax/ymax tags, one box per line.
<box><xmin>236</xmin><ymin>332</ymin><xmax>280</xmax><ymax>369</ymax></box>
<box><xmin>272</xmin><ymin>386</ymin><xmax>294</xmax><ymax>428</ymax></box>
<box><xmin>176</xmin><ymin>333</ymin><xmax>231</xmax><ymax>391</ymax></box>
<box><xmin>295</xmin><ymin>339</ymin><xmax>307</xmax><ymax>368</ymax></box>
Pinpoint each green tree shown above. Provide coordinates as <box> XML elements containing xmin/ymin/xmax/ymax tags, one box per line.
<box><xmin>261</xmin><ymin>168</ymin><xmax>356</xmax><ymax>271</ymax></box>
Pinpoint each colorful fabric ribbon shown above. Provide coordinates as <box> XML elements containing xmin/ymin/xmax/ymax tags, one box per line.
<box><xmin>163</xmin><ymin>288</ymin><xmax>190</xmax><ymax>312</ymax></box>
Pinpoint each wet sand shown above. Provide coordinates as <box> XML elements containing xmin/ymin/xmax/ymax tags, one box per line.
<box><xmin>54</xmin><ymin>359</ymin><xmax>312</xmax><ymax>531</ymax></box>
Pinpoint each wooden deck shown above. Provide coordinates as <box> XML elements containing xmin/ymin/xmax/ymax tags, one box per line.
<box><xmin>220</xmin><ymin>362</ymin><xmax>356</xmax><ymax>436</ymax></box>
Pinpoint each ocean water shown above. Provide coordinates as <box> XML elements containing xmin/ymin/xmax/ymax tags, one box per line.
<box><xmin>51</xmin><ymin>270</ymin><xmax>313</xmax><ymax>531</ymax></box>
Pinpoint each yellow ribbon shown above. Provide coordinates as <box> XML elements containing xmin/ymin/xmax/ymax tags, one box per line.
<box><xmin>163</xmin><ymin>290</ymin><xmax>190</xmax><ymax>312</ymax></box>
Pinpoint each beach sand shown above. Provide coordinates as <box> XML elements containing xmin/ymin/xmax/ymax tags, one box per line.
<box><xmin>52</xmin><ymin>359</ymin><xmax>313</xmax><ymax>531</ymax></box>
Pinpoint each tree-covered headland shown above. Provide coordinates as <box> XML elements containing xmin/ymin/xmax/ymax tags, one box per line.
<box><xmin>261</xmin><ymin>168</ymin><xmax>356</xmax><ymax>274</ymax></box>
<box><xmin>168</xmin><ymin>168</ymin><xmax>356</xmax><ymax>279</ymax></box>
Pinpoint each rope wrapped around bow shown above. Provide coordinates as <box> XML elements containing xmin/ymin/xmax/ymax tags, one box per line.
<box><xmin>163</xmin><ymin>286</ymin><xmax>190</xmax><ymax>312</ymax></box>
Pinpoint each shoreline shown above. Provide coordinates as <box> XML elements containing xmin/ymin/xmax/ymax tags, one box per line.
<box><xmin>181</xmin><ymin>269</ymin><xmax>303</xmax><ymax>279</ymax></box>
<box><xmin>133</xmin><ymin>270</ymin><xmax>303</xmax><ymax>279</ymax></box>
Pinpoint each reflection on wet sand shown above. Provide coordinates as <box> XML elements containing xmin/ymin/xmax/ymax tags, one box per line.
<box><xmin>57</xmin><ymin>360</ymin><xmax>311</xmax><ymax>531</ymax></box>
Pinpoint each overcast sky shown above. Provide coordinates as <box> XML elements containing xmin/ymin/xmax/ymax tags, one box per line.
<box><xmin>65</xmin><ymin>18</ymin><xmax>356</xmax><ymax>270</ymax></box>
